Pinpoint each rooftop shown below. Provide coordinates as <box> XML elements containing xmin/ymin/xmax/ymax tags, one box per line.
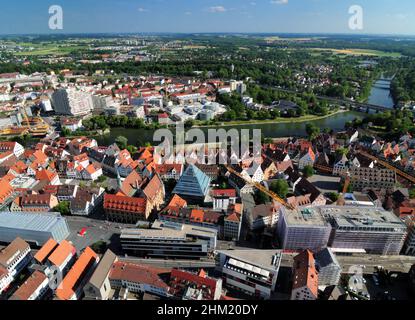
<box><xmin>216</xmin><ymin>249</ymin><xmax>282</xmax><ymax>273</ymax></box>
<box><xmin>10</xmin><ymin>271</ymin><xmax>47</xmax><ymax>300</ymax></box>
<box><xmin>121</xmin><ymin>220</ymin><xmax>217</xmax><ymax>241</ymax></box>
<box><xmin>0</xmin><ymin>211</ymin><xmax>67</xmax><ymax>233</ymax></box>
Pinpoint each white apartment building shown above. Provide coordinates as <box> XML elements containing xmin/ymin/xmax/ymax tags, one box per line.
<box><xmin>0</xmin><ymin>238</ymin><xmax>32</xmax><ymax>294</ymax></box>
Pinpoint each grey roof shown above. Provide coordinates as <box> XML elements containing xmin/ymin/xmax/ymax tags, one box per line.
<box><xmin>88</xmin><ymin>249</ymin><xmax>117</xmax><ymax>289</ymax></box>
<box><xmin>315</xmin><ymin>248</ymin><xmax>340</xmax><ymax>269</ymax></box>
<box><xmin>0</xmin><ymin>211</ymin><xmax>66</xmax><ymax>232</ymax></box>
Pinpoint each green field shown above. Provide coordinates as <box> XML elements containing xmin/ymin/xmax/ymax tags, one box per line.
<box><xmin>309</xmin><ymin>48</ymin><xmax>402</xmax><ymax>58</ymax></box>
<box><xmin>14</xmin><ymin>44</ymin><xmax>87</xmax><ymax>56</ymax></box>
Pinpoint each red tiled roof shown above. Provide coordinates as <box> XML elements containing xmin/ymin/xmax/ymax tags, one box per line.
<box><xmin>109</xmin><ymin>261</ymin><xmax>170</xmax><ymax>289</ymax></box>
<box><xmin>11</xmin><ymin>271</ymin><xmax>47</xmax><ymax>300</ymax></box>
<box><xmin>104</xmin><ymin>194</ymin><xmax>146</xmax><ymax>214</ymax></box>
<box><xmin>36</xmin><ymin>169</ymin><xmax>58</xmax><ymax>183</ymax></box>
<box><xmin>292</xmin><ymin>250</ymin><xmax>318</xmax><ymax>297</ymax></box>
<box><xmin>211</xmin><ymin>189</ymin><xmax>236</xmax><ymax>198</ymax></box>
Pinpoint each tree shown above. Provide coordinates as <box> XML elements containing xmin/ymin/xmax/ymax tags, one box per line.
<box><xmin>305</xmin><ymin>123</ymin><xmax>320</xmax><ymax>141</ymax></box>
<box><xmin>115</xmin><ymin>135</ymin><xmax>128</xmax><ymax>150</ymax></box>
<box><xmin>54</xmin><ymin>201</ymin><xmax>71</xmax><ymax>216</ymax></box>
<box><xmin>270</xmin><ymin>179</ymin><xmax>289</xmax><ymax>199</ymax></box>
<box><xmin>410</xmin><ymin>188</ymin><xmax>415</xmax><ymax>199</ymax></box>
<box><xmin>255</xmin><ymin>190</ymin><xmax>270</xmax><ymax>205</ymax></box>
<box><xmin>327</xmin><ymin>192</ymin><xmax>340</xmax><ymax>202</ymax></box>
<box><xmin>303</xmin><ymin>165</ymin><xmax>315</xmax><ymax>178</ymax></box>
<box><xmin>90</xmin><ymin>241</ymin><xmax>108</xmax><ymax>254</ymax></box>
<box><xmin>184</xmin><ymin>119</ymin><xmax>195</xmax><ymax>128</ymax></box>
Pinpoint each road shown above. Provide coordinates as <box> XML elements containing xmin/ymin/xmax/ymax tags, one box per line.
<box><xmin>280</xmin><ymin>253</ymin><xmax>415</xmax><ymax>274</ymax></box>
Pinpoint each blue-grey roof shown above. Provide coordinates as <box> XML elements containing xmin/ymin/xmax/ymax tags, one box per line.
<box><xmin>0</xmin><ymin>211</ymin><xmax>66</xmax><ymax>232</ymax></box>
<box><xmin>173</xmin><ymin>164</ymin><xmax>211</xmax><ymax>198</ymax></box>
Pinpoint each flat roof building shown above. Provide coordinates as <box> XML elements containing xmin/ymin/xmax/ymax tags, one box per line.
<box><xmin>120</xmin><ymin>220</ymin><xmax>217</xmax><ymax>259</ymax></box>
<box><xmin>0</xmin><ymin>212</ymin><xmax>70</xmax><ymax>246</ymax></box>
<box><xmin>323</xmin><ymin>206</ymin><xmax>407</xmax><ymax>255</ymax></box>
<box><xmin>215</xmin><ymin>249</ymin><xmax>282</xmax><ymax>299</ymax></box>
<box><xmin>277</xmin><ymin>207</ymin><xmax>332</xmax><ymax>252</ymax></box>
<box><xmin>278</xmin><ymin>206</ymin><xmax>407</xmax><ymax>255</ymax></box>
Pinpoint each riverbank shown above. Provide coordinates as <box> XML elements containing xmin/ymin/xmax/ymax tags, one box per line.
<box><xmin>194</xmin><ymin>110</ymin><xmax>347</xmax><ymax>128</ymax></box>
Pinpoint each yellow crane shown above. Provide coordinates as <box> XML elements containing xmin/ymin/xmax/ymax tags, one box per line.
<box><xmin>225</xmin><ymin>165</ymin><xmax>294</xmax><ymax>209</ymax></box>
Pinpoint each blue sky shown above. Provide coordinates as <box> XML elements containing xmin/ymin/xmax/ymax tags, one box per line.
<box><xmin>0</xmin><ymin>0</ymin><xmax>414</xmax><ymax>35</ymax></box>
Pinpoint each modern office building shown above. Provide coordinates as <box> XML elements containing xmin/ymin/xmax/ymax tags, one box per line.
<box><xmin>314</xmin><ymin>248</ymin><xmax>342</xmax><ymax>287</ymax></box>
<box><xmin>120</xmin><ymin>220</ymin><xmax>217</xmax><ymax>259</ymax></box>
<box><xmin>215</xmin><ymin>250</ymin><xmax>282</xmax><ymax>299</ymax></box>
<box><xmin>278</xmin><ymin>206</ymin><xmax>407</xmax><ymax>256</ymax></box>
<box><xmin>324</xmin><ymin>206</ymin><xmax>407</xmax><ymax>255</ymax></box>
<box><xmin>277</xmin><ymin>207</ymin><xmax>332</xmax><ymax>252</ymax></box>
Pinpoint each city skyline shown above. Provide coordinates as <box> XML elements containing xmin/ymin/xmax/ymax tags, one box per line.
<box><xmin>0</xmin><ymin>0</ymin><xmax>414</xmax><ymax>36</ymax></box>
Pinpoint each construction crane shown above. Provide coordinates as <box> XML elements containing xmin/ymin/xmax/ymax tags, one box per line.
<box><xmin>225</xmin><ymin>165</ymin><xmax>294</xmax><ymax>210</ymax></box>
<box><xmin>357</xmin><ymin>150</ymin><xmax>415</xmax><ymax>184</ymax></box>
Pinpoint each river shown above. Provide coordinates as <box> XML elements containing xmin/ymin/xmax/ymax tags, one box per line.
<box><xmin>367</xmin><ymin>77</ymin><xmax>395</xmax><ymax>109</ymax></box>
<box><xmin>95</xmin><ymin>78</ymin><xmax>395</xmax><ymax>145</ymax></box>
<box><xmin>95</xmin><ymin>111</ymin><xmax>364</xmax><ymax>146</ymax></box>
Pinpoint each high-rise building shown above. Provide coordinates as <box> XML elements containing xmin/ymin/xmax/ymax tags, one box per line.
<box><xmin>278</xmin><ymin>206</ymin><xmax>407</xmax><ymax>255</ymax></box>
<box><xmin>277</xmin><ymin>207</ymin><xmax>332</xmax><ymax>252</ymax></box>
<box><xmin>314</xmin><ymin>248</ymin><xmax>342</xmax><ymax>287</ymax></box>
<box><xmin>52</xmin><ymin>88</ymin><xmax>93</xmax><ymax>116</ymax></box>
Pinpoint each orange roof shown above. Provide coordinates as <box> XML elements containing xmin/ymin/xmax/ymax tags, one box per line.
<box><xmin>0</xmin><ymin>178</ymin><xmax>14</xmax><ymax>204</ymax></box>
<box><xmin>32</xmin><ymin>150</ymin><xmax>48</xmax><ymax>164</ymax></box>
<box><xmin>56</xmin><ymin>247</ymin><xmax>98</xmax><ymax>300</ymax></box>
<box><xmin>190</xmin><ymin>209</ymin><xmax>204</xmax><ymax>222</ymax></box>
<box><xmin>47</xmin><ymin>240</ymin><xmax>76</xmax><ymax>267</ymax></box>
<box><xmin>34</xmin><ymin>238</ymin><xmax>58</xmax><ymax>264</ymax></box>
<box><xmin>10</xmin><ymin>161</ymin><xmax>28</xmax><ymax>174</ymax></box>
<box><xmin>225</xmin><ymin>212</ymin><xmax>240</xmax><ymax>223</ymax></box>
<box><xmin>167</xmin><ymin>194</ymin><xmax>187</xmax><ymax>209</ymax></box>
<box><xmin>36</xmin><ymin>169</ymin><xmax>58</xmax><ymax>183</ymax></box>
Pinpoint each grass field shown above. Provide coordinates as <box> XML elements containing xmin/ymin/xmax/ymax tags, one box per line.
<box><xmin>14</xmin><ymin>44</ymin><xmax>87</xmax><ymax>56</ymax></box>
<box><xmin>309</xmin><ymin>48</ymin><xmax>402</xmax><ymax>57</ymax></box>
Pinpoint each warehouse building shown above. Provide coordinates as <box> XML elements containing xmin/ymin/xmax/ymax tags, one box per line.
<box><xmin>0</xmin><ymin>211</ymin><xmax>70</xmax><ymax>246</ymax></box>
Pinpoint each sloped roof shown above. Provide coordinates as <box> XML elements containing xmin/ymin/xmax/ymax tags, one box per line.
<box><xmin>173</xmin><ymin>165</ymin><xmax>211</xmax><ymax>198</ymax></box>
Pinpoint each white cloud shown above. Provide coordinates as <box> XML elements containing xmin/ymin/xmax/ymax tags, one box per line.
<box><xmin>138</xmin><ymin>7</ymin><xmax>149</xmax><ymax>12</ymax></box>
<box><xmin>270</xmin><ymin>0</ymin><xmax>288</xmax><ymax>5</ymax></box>
<box><xmin>208</xmin><ymin>6</ymin><xmax>227</xmax><ymax>13</ymax></box>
